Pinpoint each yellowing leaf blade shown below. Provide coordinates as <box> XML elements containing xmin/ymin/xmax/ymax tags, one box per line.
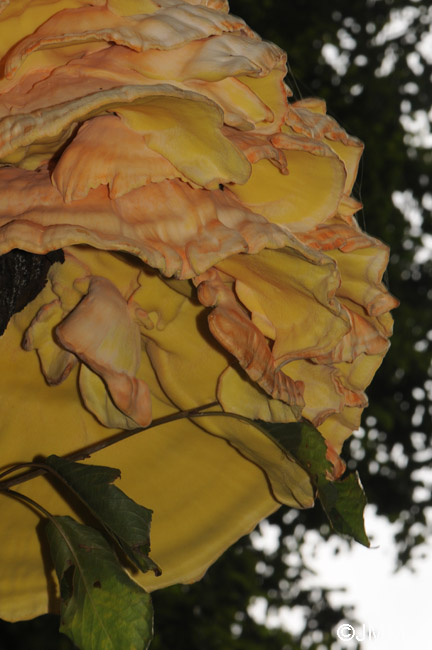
<box><xmin>46</xmin><ymin>515</ymin><xmax>153</xmax><ymax>650</ymax></box>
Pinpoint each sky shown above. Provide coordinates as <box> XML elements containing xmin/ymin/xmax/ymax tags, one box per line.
<box><xmin>301</xmin><ymin>505</ymin><xmax>432</xmax><ymax>650</ymax></box>
<box><xmin>249</xmin><ymin>505</ymin><xmax>432</xmax><ymax>649</ymax></box>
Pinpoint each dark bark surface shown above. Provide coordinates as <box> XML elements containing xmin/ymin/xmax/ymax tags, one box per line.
<box><xmin>0</xmin><ymin>249</ymin><xmax>64</xmax><ymax>335</ymax></box>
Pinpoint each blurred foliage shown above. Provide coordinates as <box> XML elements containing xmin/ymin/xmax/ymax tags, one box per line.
<box><xmin>0</xmin><ymin>615</ymin><xmax>74</xmax><ymax>650</ymax></box>
<box><xmin>1</xmin><ymin>0</ymin><xmax>432</xmax><ymax>647</ymax></box>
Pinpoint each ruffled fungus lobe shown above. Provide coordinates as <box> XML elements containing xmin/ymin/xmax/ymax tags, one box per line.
<box><xmin>0</xmin><ymin>0</ymin><xmax>397</xmax><ymax>621</ymax></box>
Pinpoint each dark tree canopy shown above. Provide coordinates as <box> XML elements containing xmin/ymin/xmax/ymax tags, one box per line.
<box><xmin>1</xmin><ymin>0</ymin><xmax>431</xmax><ymax>648</ymax></box>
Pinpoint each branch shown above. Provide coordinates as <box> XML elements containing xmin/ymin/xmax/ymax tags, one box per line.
<box><xmin>0</xmin><ymin>402</ymin><xmax>219</xmax><ymax>490</ymax></box>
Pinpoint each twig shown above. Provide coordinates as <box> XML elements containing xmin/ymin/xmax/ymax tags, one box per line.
<box><xmin>0</xmin><ymin>402</ymin><xmax>219</xmax><ymax>490</ymax></box>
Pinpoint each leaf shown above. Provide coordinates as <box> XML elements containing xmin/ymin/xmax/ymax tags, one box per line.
<box><xmin>258</xmin><ymin>421</ymin><xmax>332</xmax><ymax>480</ymax></box>
<box><xmin>44</xmin><ymin>455</ymin><xmax>160</xmax><ymax>574</ymax></box>
<box><xmin>46</xmin><ymin>515</ymin><xmax>153</xmax><ymax>650</ymax></box>
<box><xmin>317</xmin><ymin>471</ymin><xmax>369</xmax><ymax>546</ymax></box>
<box><xmin>255</xmin><ymin>420</ymin><xmax>370</xmax><ymax>546</ymax></box>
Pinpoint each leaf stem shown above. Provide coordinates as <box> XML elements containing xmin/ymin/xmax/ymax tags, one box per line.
<box><xmin>3</xmin><ymin>488</ymin><xmax>54</xmax><ymax>520</ymax></box>
<box><xmin>0</xmin><ymin>401</ymin><xmax>219</xmax><ymax>490</ymax></box>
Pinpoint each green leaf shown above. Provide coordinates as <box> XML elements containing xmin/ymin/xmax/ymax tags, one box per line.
<box><xmin>317</xmin><ymin>471</ymin><xmax>369</xmax><ymax>546</ymax></box>
<box><xmin>44</xmin><ymin>455</ymin><xmax>160</xmax><ymax>574</ymax></box>
<box><xmin>46</xmin><ymin>515</ymin><xmax>153</xmax><ymax>650</ymax></box>
<box><xmin>258</xmin><ymin>421</ymin><xmax>332</xmax><ymax>480</ymax></box>
<box><xmin>255</xmin><ymin>420</ymin><xmax>370</xmax><ymax>546</ymax></box>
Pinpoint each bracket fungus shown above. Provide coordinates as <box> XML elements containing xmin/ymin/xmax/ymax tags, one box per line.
<box><xmin>0</xmin><ymin>0</ymin><xmax>398</xmax><ymax>622</ymax></box>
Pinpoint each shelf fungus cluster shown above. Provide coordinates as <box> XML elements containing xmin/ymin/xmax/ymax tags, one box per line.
<box><xmin>0</xmin><ymin>0</ymin><xmax>397</xmax><ymax>621</ymax></box>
